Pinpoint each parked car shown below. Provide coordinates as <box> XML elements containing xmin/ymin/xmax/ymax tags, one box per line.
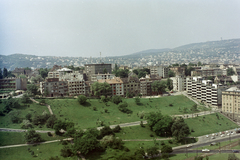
<box><xmin>202</xmin><ymin>149</ymin><xmax>210</xmax><ymax>152</ymax></box>
<box><xmin>210</xmin><ymin>142</ymin><xmax>216</xmax><ymax>146</ymax></box>
<box><xmin>206</xmin><ymin>135</ymin><xmax>209</xmax><ymax>138</ymax></box>
<box><xmin>211</xmin><ymin>137</ymin><xmax>215</xmax><ymax>139</ymax></box>
<box><xmin>233</xmin><ymin>150</ymin><xmax>239</xmax><ymax>153</ymax></box>
<box><xmin>221</xmin><ymin>135</ymin><xmax>225</xmax><ymax>137</ymax></box>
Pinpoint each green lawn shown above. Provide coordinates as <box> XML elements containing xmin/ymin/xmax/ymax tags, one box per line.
<box><xmin>0</xmin><ymin>100</ymin><xmax>52</xmax><ymax>130</ymax></box>
<box><xmin>0</xmin><ymin>142</ymin><xmax>77</xmax><ymax>160</ymax></box>
<box><xmin>45</xmin><ymin>95</ymin><xmax>196</xmax><ymax>129</ymax></box>
<box><xmin>0</xmin><ymin>132</ymin><xmax>64</xmax><ymax>146</ymax></box>
<box><xmin>186</xmin><ymin>113</ymin><xmax>239</xmax><ymax>137</ymax></box>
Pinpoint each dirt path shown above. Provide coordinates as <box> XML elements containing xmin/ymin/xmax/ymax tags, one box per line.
<box><xmin>30</xmin><ymin>98</ymin><xmax>53</xmax><ymax>115</ymax></box>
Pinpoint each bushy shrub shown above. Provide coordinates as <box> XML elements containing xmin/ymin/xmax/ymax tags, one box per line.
<box><xmin>113</xmin><ymin>125</ymin><xmax>121</xmax><ymax>133</ymax></box>
<box><xmin>118</xmin><ymin>102</ymin><xmax>132</xmax><ymax>114</ymax></box>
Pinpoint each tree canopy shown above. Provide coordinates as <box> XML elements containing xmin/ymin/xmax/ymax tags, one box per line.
<box><xmin>27</xmin><ymin>84</ymin><xmax>39</xmax><ymax>95</ymax></box>
<box><xmin>227</xmin><ymin>68</ymin><xmax>235</xmax><ymax>76</ymax></box>
<box><xmin>91</xmin><ymin>82</ymin><xmax>112</xmax><ymax>97</ymax></box>
<box><xmin>78</xmin><ymin>95</ymin><xmax>87</xmax><ymax>104</ymax></box>
<box><xmin>171</xmin><ymin>117</ymin><xmax>190</xmax><ymax>142</ymax></box>
<box><xmin>151</xmin><ymin>80</ymin><xmax>166</xmax><ymax>94</ymax></box>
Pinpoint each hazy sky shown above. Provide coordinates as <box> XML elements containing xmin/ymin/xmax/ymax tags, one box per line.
<box><xmin>1</xmin><ymin>0</ymin><xmax>240</xmax><ymax>57</ymax></box>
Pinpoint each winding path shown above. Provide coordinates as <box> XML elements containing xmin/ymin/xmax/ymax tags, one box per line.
<box><xmin>30</xmin><ymin>98</ymin><xmax>53</xmax><ymax>115</ymax></box>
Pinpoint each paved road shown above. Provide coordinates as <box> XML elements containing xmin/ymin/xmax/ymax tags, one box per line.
<box><xmin>0</xmin><ymin>128</ymin><xmax>54</xmax><ymax>133</ymax></box>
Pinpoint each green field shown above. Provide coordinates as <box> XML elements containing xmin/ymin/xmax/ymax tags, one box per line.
<box><xmin>185</xmin><ymin>113</ymin><xmax>239</xmax><ymax>137</ymax></box>
<box><xmin>0</xmin><ymin>100</ymin><xmax>52</xmax><ymax>130</ymax></box>
<box><xmin>0</xmin><ymin>132</ymin><xmax>64</xmax><ymax>146</ymax></box>
<box><xmin>0</xmin><ymin>142</ymin><xmax>77</xmax><ymax>160</ymax></box>
<box><xmin>45</xmin><ymin>95</ymin><xmax>196</xmax><ymax>129</ymax></box>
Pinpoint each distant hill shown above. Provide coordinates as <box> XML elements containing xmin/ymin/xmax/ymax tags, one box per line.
<box><xmin>1</xmin><ymin>38</ymin><xmax>239</xmax><ymax>70</ymax></box>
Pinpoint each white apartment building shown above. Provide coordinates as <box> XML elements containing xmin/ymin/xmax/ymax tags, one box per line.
<box><xmin>170</xmin><ymin>75</ymin><xmax>186</xmax><ymax>92</ymax></box>
<box><xmin>187</xmin><ymin>77</ymin><xmax>224</xmax><ymax>106</ymax></box>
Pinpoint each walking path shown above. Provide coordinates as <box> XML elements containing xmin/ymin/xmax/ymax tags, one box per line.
<box><xmin>30</xmin><ymin>98</ymin><xmax>53</xmax><ymax>115</ymax></box>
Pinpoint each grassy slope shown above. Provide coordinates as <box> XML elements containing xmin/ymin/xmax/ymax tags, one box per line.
<box><xmin>185</xmin><ymin>113</ymin><xmax>239</xmax><ymax>137</ymax></box>
<box><xmin>0</xmin><ymin>142</ymin><xmax>77</xmax><ymax>160</ymax></box>
<box><xmin>46</xmin><ymin>95</ymin><xmax>196</xmax><ymax>129</ymax></box>
<box><xmin>0</xmin><ymin>100</ymin><xmax>51</xmax><ymax>130</ymax></box>
<box><xmin>0</xmin><ymin>132</ymin><xmax>64</xmax><ymax>146</ymax></box>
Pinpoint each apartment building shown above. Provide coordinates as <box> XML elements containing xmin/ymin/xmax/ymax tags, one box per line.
<box><xmin>121</xmin><ymin>76</ymin><xmax>140</xmax><ymax>96</ymax></box>
<box><xmin>40</xmin><ymin>78</ymin><xmax>68</xmax><ymax>97</ymax></box>
<box><xmin>149</xmin><ymin>66</ymin><xmax>169</xmax><ymax>78</ymax></box>
<box><xmin>187</xmin><ymin>77</ymin><xmax>224</xmax><ymax>106</ymax></box>
<box><xmin>140</xmin><ymin>75</ymin><xmax>152</xmax><ymax>96</ymax></box>
<box><xmin>48</xmin><ymin>68</ymin><xmax>73</xmax><ymax>79</ymax></box>
<box><xmin>68</xmin><ymin>79</ymin><xmax>86</xmax><ymax>96</ymax></box>
<box><xmin>169</xmin><ymin>67</ymin><xmax>185</xmax><ymax>76</ymax></box>
<box><xmin>170</xmin><ymin>75</ymin><xmax>186</xmax><ymax>92</ymax></box>
<box><xmin>0</xmin><ymin>78</ymin><xmax>27</xmax><ymax>90</ymax></box>
<box><xmin>98</xmin><ymin>77</ymin><xmax>124</xmax><ymax>96</ymax></box>
<box><xmin>222</xmin><ymin>87</ymin><xmax>240</xmax><ymax>120</ymax></box>
<box><xmin>191</xmin><ymin>68</ymin><xmax>224</xmax><ymax>77</ymax></box>
<box><xmin>85</xmin><ymin>63</ymin><xmax>112</xmax><ymax>80</ymax></box>
<box><xmin>91</xmin><ymin>73</ymin><xmax>115</xmax><ymax>82</ymax></box>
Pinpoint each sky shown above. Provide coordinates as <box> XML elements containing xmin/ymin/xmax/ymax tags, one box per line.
<box><xmin>0</xmin><ymin>0</ymin><xmax>240</xmax><ymax>57</ymax></box>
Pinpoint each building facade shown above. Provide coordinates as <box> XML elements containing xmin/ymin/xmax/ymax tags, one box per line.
<box><xmin>170</xmin><ymin>75</ymin><xmax>186</xmax><ymax>92</ymax></box>
<box><xmin>222</xmin><ymin>87</ymin><xmax>240</xmax><ymax>120</ymax></box>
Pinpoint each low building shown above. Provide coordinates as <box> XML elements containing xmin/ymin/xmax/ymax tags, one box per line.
<box><xmin>40</xmin><ymin>78</ymin><xmax>68</xmax><ymax>97</ymax></box>
<box><xmin>98</xmin><ymin>77</ymin><xmax>124</xmax><ymax>96</ymax></box>
<box><xmin>169</xmin><ymin>67</ymin><xmax>186</xmax><ymax>76</ymax></box>
<box><xmin>121</xmin><ymin>75</ymin><xmax>140</xmax><ymax>96</ymax></box>
<box><xmin>0</xmin><ymin>78</ymin><xmax>27</xmax><ymax>90</ymax></box>
<box><xmin>91</xmin><ymin>73</ymin><xmax>115</xmax><ymax>82</ymax></box>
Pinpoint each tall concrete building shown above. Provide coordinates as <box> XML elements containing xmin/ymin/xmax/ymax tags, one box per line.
<box><xmin>149</xmin><ymin>66</ymin><xmax>169</xmax><ymax>78</ymax></box>
<box><xmin>222</xmin><ymin>87</ymin><xmax>240</xmax><ymax>120</ymax></box>
<box><xmin>98</xmin><ymin>77</ymin><xmax>124</xmax><ymax>96</ymax></box>
<box><xmin>85</xmin><ymin>63</ymin><xmax>112</xmax><ymax>80</ymax></box>
<box><xmin>170</xmin><ymin>75</ymin><xmax>186</xmax><ymax>92</ymax></box>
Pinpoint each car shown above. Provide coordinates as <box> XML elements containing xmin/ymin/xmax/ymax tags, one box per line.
<box><xmin>211</xmin><ymin>137</ymin><xmax>215</xmax><ymax>139</ymax></box>
<box><xmin>227</xmin><ymin>133</ymin><xmax>230</xmax><ymax>136</ymax></box>
<box><xmin>206</xmin><ymin>135</ymin><xmax>209</xmax><ymax>138</ymax></box>
<box><xmin>202</xmin><ymin>149</ymin><xmax>210</xmax><ymax>152</ymax></box>
<box><xmin>210</xmin><ymin>142</ymin><xmax>216</xmax><ymax>146</ymax></box>
<box><xmin>215</xmin><ymin>133</ymin><xmax>218</xmax><ymax>136</ymax></box>
<box><xmin>233</xmin><ymin>150</ymin><xmax>239</xmax><ymax>153</ymax></box>
<box><xmin>187</xmin><ymin>144</ymin><xmax>193</xmax><ymax>148</ymax></box>
<box><xmin>219</xmin><ymin>132</ymin><xmax>222</xmax><ymax>135</ymax></box>
<box><xmin>221</xmin><ymin>135</ymin><xmax>225</xmax><ymax>137</ymax></box>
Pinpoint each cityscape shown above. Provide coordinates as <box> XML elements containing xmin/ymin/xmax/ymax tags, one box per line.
<box><xmin>1</xmin><ymin>0</ymin><xmax>240</xmax><ymax>160</ymax></box>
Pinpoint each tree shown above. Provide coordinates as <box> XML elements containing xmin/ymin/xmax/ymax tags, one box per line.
<box><xmin>207</xmin><ymin>76</ymin><xmax>214</xmax><ymax>81</ymax></box>
<box><xmin>228</xmin><ymin>153</ymin><xmax>240</xmax><ymax>160</ymax></box>
<box><xmin>31</xmin><ymin>75</ymin><xmax>43</xmax><ymax>84</ymax></box>
<box><xmin>185</xmin><ymin>67</ymin><xmax>195</xmax><ymax>76</ymax></box>
<box><xmin>168</xmin><ymin>70</ymin><xmax>175</xmax><ymax>77</ymax></box>
<box><xmin>161</xmin><ymin>144</ymin><xmax>173</xmax><ymax>154</ymax></box>
<box><xmin>138</xmin><ymin>70</ymin><xmax>147</xmax><ymax>79</ymax></box>
<box><xmin>21</xmin><ymin>94</ymin><xmax>31</xmax><ymax>103</ymax></box>
<box><xmin>118</xmin><ymin>102</ymin><xmax>132</xmax><ymax>114</ymax></box>
<box><xmin>146</xmin><ymin>146</ymin><xmax>159</xmax><ymax>157</ymax></box>
<box><xmin>197</xmin><ymin>61</ymin><xmax>202</xmax><ymax>66</ymax></box>
<box><xmin>78</xmin><ymin>95</ymin><xmax>87</xmax><ymax>105</ymax></box>
<box><xmin>171</xmin><ymin>117</ymin><xmax>190</xmax><ymax>142</ymax></box>
<box><xmin>166</xmin><ymin>78</ymin><xmax>173</xmax><ymax>91</ymax></box>
<box><xmin>99</xmin><ymin>126</ymin><xmax>114</xmax><ymax>138</ymax></box>
<box><xmin>227</xmin><ymin>68</ymin><xmax>235</xmax><ymax>76</ymax></box>
<box><xmin>91</xmin><ymin>82</ymin><xmax>112</xmax><ymax>97</ymax></box>
<box><xmin>60</xmin><ymin>146</ymin><xmax>73</xmax><ymax>157</ymax></box>
<box><xmin>112</xmin><ymin>95</ymin><xmax>122</xmax><ymax>104</ymax></box>
<box><xmin>46</xmin><ymin>115</ymin><xmax>58</xmax><ymax>128</ymax></box>
<box><xmin>3</xmin><ymin>68</ymin><xmax>8</xmax><ymax>78</ymax></box>
<box><xmin>24</xmin><ymin>129</ymin><xmax>43</xmax><ymax>143</ymax></box>
<box><xmin>135</xmin><ymin>96</ymin><xmax>140</xmax><ymax>104</ymax></box>
<box><xmin>39</xmin><ymin>68</ymin><xmax>49</xmax><ymax>79</ymax></box>
<box><xmin>27</xmin><ymin>84</ymin><xmax>39</xmax><ymax>95</ymax></box>
<box><xmin>103</xmin><ymin>68</ymin><xmax>107</xmax><ymax>74</ymax></box>
<box><xmin>151</xmin><ymin>80</ymin><xmax>166</xmax><ymax>95</ymax></box>
<box><xmin>53</xmin><ymin>120</ymin><xmax>74</xmax><ymax>135</ymax></box>
<box><xmin>191</xmin><ymin>104</ymin><xmax>197</xmax><ymax>112</ymax></box>
<box><xmin>101</xmin><ymin>135</ymin><xmax>124</xmax><ymax>149</ymax></box>
<box><xmin>73</xmin><ymin>132</ymin><xmax>101</xmax><ymax>156</ymax></box>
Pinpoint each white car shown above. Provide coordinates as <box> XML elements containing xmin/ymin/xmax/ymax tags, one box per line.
<box><xmin>206</xmin><ymin>135</ymin><xmax>209</xmax><ymax>138</ymax></box>
<box><xmin>221</xmin><ymin>135</ymin><xmax>225</xmax><ymax>137</ymax></box>
<box><xmin>227</xmin><ymin>133</ymin><xmax>230</xmax><ymax>136</ymax></box>
<box><xmin>211</xmin><ymin>137</ymin><xmax>215</xmax><ymax>139</ymax></box>
<box><xmin>202</xmin><ymin>149</ymin><xmax>210</xmax><ymax>152</ymax></box>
